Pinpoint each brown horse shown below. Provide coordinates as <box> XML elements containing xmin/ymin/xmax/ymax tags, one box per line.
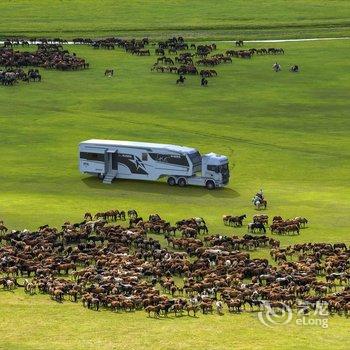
<box><xmin>84</xmin><ymin>212</ymin><xmax>93</xmax><ymax>221</ymax></box>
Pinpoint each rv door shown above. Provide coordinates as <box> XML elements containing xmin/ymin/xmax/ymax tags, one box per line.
<box><xmin>112</xmin><ymin>151</ymin><xmax>118</xmax><ymax>171</ymax></box>
<box><xmin>106</xmin><ymin>150</ymin><xmax>118</xmax><ymax>173</ymax></box>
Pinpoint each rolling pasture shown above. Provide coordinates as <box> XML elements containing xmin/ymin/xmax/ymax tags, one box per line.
<box><xmin>0</xmin><ymin>38</ymin><xmax>350</xmax><ymax>349</ymax></box>
<box><xmin>0</xmin><ymin>0</ymin><xmax>350</xmax><ymax>39</ymax></box>
<box><xmin>0</xmin><ymin>40</ymin><xmax>349</xmax><ymax>240</ymax></box>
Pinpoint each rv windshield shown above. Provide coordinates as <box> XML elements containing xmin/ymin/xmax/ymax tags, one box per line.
<box><xmin>208</xmin><ymin>164</ymin><xmax>229</xmax><ymax>173</ymax></box>
<box><xmin>219</xmin><ymin>163</ymin><xmax>229</xmax><ymax>173</ymax></box>
<box><xmin>188</xmin><ymin>151</ymin><xmax>202</xmax><ymax>166</ymax></box>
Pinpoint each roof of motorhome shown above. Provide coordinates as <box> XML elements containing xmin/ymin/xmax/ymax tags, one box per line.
<box><xmin>80</xmin><ymin>139</ymin><xmax>198</xmax><ymax>153</ymax></box>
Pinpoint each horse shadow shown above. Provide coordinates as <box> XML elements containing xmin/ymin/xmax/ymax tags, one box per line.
<box><xmin>81</xmin><ymin>176</ymin><xmax>240</xmax><ymax>199</ymax></box>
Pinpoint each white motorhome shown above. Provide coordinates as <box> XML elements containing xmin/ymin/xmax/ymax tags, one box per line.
<box><xmin>79</xmin><ymin>139</ymin><xmax>229</xmax><ymax>189</ymax></box>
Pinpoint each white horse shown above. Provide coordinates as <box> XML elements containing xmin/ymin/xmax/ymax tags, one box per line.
<box><xmin>216</xmin><ymin>300</ymin><xmax>224</xmax><ymax>315</ymax></box>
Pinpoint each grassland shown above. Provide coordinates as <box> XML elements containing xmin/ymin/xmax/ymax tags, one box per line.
<box><xmin>1</xmin><ymin>288</ymin><xmax>350</xmax><ymax>350</ymax></box>
<box><xmin>0</xmin><ymin>39</ymin><xmax>350</xmax><ymax>349</ymax></box>
<box><xmin>0</xmin><ymin>40</ymin><xmax>349</xmax><ymax>242</ymax></box>
<box><xmin>0</xmin><ymin>0</ymin><xmax>350</xmax><ymax>39</ymax></box>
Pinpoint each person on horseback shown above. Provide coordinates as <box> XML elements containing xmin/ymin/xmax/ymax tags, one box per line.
<box><xmin>252</xmin><ymin>189</ymin><xmax>264</xmax><ymax>206</ymax></box>
<box><xmin>273</xmin><ymin>62</ymin><xmax>281</xmax><ymax>72</ymax></box>
<box><xmin>176</xmin><ymin>75</ymin><xmax>186</xmax><ymax>84</ymax></box>
<box><xmin>256</xmin><ymin>188</ymin><xmax>264</xmax><ymax>200</ymax></box>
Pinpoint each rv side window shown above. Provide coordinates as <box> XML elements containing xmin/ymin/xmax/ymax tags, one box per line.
<box><xmin>188</xmin><ymin>151</ymin><xmax>202</xmax><ymax>166</ymax></box>
<box><xmin>142</xmin><ymin>153</ymin><xmax>148</xmax><ymax>161</ymax></box>
<box><xmin>80</xmin><ymin>152</ymin><xmax>105</xmax><ymax>162</ymax></box>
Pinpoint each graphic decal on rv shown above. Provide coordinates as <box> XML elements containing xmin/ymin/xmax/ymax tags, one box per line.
<box><xmin>149</xmin><ymin>153</ymin><xmax>189</xmax><ymax>167</ymax></box>
<box><xmin>117</xmin><ymin>154</ymin><xmax>148</xmax><ymax>175</ymax></box>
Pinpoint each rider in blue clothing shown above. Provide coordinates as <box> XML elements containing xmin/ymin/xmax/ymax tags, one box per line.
<box><xmin>252</xmin><ymin>189</ymin><xmax>264</xmax><ymax>205</ymax></box>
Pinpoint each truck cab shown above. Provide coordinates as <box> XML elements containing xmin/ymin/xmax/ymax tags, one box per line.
<box><xmin>201</xmin><ymin>153</ymin><xmax>230</xmax><ymax>188</ymax></box>
<box><xmin>168</xmin><ymin>151</ymin><xmax>230</xmax><ymax>189</ymax></box>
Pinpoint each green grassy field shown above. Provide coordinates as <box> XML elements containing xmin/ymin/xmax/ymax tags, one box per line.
<box><xmin>1</xmin><ymin>40</ymin><xmax>349</xmax><ymax>242</ymax></box>
<box><xmin>1</xmin><ymin>0</ymin><xmax>350</xmax><ymax>39</ymax></box>
<box><xmin>0</xmin><ymin>39</ymin><xmax>350</xmax><ymax>349</ymax></box>
<box><xmin>1</xmin><ymin>288</ymin><xmax>349</xmax><ymax>350</ymax></box>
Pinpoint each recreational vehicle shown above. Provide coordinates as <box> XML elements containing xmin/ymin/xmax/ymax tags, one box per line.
<box><xmin>79</xmin><ymin>139</ymin><xmax>229</xmax><ymax>189</ymax></box>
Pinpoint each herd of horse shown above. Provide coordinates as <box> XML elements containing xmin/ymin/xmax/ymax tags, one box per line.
<box><xmin>0</xmin><ymin>41</ymin><xmax>89</xmax><ymax>86</ymax></box>
<box><xmin>0</xmin><ymin>210</ymin><xmax>349</xmax><ymax>318</ymax></box>
<box><xmin>148</xmin><ymin>38</ymin><xmax>222</xmax><ymax>86</ymax></box>
<box><xmin>0</xmin><ymin>68</ymin><xmax>41</xmax><ymax>85</ymax></box>
<box><xmin>148</xmin><ymin>37</ymin><xmax>285</xmax><ymax>86</ymax></box>
<box><xmin>0</xmin><ymin>36</ymin><xmax>286</xmax><ymax>88</ymax></box>
<box><xmin>222</xmin><ymin>214</ymin><xmax>307</xmax><ymax>235</ymax></box>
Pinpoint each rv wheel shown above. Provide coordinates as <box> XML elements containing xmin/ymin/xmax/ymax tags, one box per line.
<box><xmin>206</xmin><ymin>180</ymin><xmax>215</xmax><ymax>190</ymax></box>
<box><xmin>167</xmin><ymin>177</ymin><xmax>176</xmax><ymax>186</ymax></box>
<box><xmin>178</xmin><ymin>178</ymin><xmax>187</xmax><ymax>187</ymax></box>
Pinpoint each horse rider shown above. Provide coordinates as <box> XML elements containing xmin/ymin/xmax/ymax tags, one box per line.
<box><xmin>252</xmin><ymin>189</ymin><xmax>264</xmax><ymax>205</ymax></box>
<box><xmin>291</xmin><ymin>65</ymin><xmax>299</xmax><ymax>72</ymax></box>
<box><xmin>273</xmin><ymin>62</ymin><xmax>281</xmax><ymax>72</ymax></box>
<box><xmin>256</xmin><ymin>188</ymin><xmax>264</xmax><ymax>200</ymax></box>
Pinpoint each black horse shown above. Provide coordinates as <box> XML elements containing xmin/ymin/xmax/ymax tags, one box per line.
<box><xmin>176</xmin><ymin>75</ymin><xmax>186</xmax><ymax>84</ymax></box>
<box><xmin>28</xmin><ymin>69</ymin><xmax>41</xmax><ymax>82</ymax></box>
<box><xmin>201</xmin><ymin>77</ymin><xmax>208</xmax><ymax>86</ymax></box>
<box><xmin>248</xmin><ymin>222</ymin><xmax>266</xmax><ymax>234</ymax></box>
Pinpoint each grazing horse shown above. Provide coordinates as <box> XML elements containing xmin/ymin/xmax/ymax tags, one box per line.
<box><xmin>294</xmin><ymin>216</ymin><xmax>308</xmax><ymax>227</ymax></box>
<box><xmin>230</xmin><ymin>214</ymin><xmax>246</xmax><ymax>227</ymax></box>
<box><xmin>164</xmin><ymin>57</ymin><xmax>174</xmax><ymax>65</ymax></box>
<box><xmin>127</xmin><ymin>209</ymin><xmax>138</xmax><ymax>218</ymax></box>
<box><xmin>0</xmin><ymin>224</ymin><xmax>8</xmax><ymax>234</ymax></box>
<box><xmin>84</xmin><ymin>212</ymin><xmax>93</xmax><ymax>221</ymax></box>
<box><xmin>186</xmin><ymin>305</ymin><xmax>198</xmax><ymax>316</ymax></box>
<box><xmin>104</xmin><ymin>69</ymin><xmax>114</xmax><ymax>77</ymax></box>
<box><xmin>28</xmin><ymin>69</ymin><xmax>41</xmax><ymax>82</ymax></box>
<box><xmin>227</xmin><ymin>299</ymin><xmax>242</xmax><ymax>312</ymax></box>
<box><xmin>248</xmin><ymin>222</ymin><xmax>266</xmax><ymax>234</ymax></box>
<box><xmin>24</xmin><ymin>280</ymin><xmax>36</xmax><ymax>295</ymax></box>
<box><xmin>155</xmin><ymin>48</ymin><xmax>164</xmax><ymax>56</ymax></box>
<box><xmin>145</xmin><ymin>305</ymin><xmax>160</xmax><ymax>318</ymax></box>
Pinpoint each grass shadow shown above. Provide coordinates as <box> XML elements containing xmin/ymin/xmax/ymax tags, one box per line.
<box><xmin>81</xmin><ymin>176</ymin><xmax>240</xmax><ymax>199</ymax></box>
